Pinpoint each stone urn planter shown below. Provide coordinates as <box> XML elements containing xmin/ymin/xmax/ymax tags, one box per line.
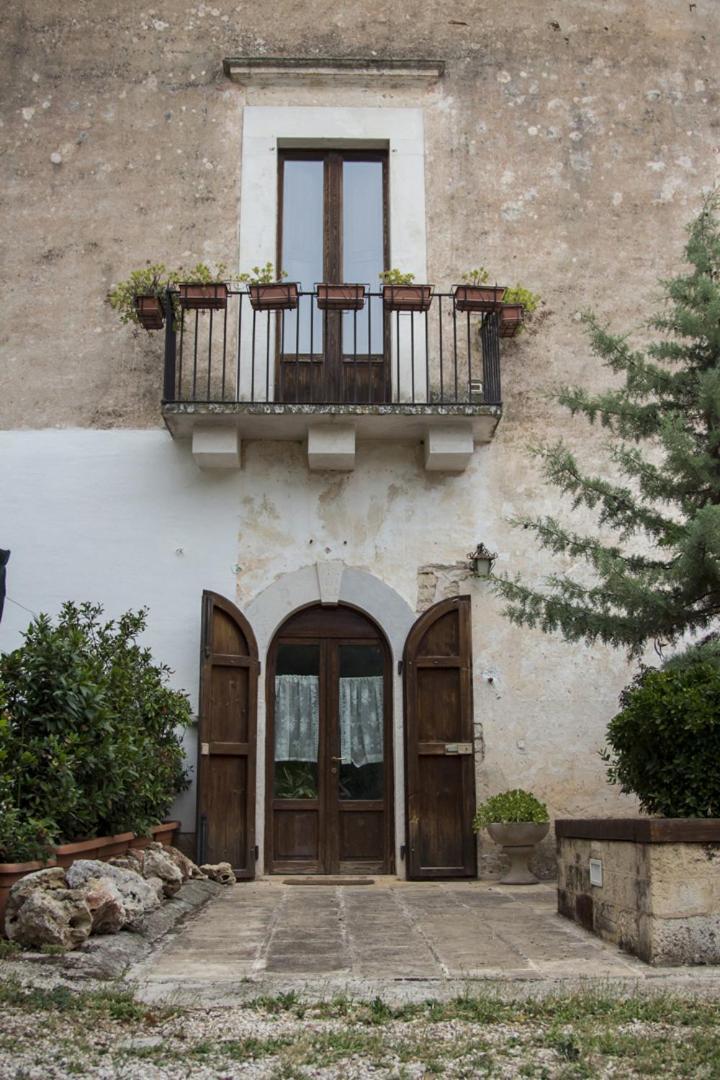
<box><xmin>487</xmin><ymin>822</ymin><xmax>550</xmax><ymax>884</ymax></box>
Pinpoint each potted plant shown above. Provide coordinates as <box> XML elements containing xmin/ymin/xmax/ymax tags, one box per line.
<box><xmin>316</xmin><ymin>283</ymin><xmax>366</xmax><ymax>311</ymax></box>
<box><xmin>380</xmin><ymin>269</ymin><xmax>434</xmax><ymax>313</ymax></box>
<box><xmin>453</xmin><ymin>268</ymin><xmax>506</xmax><ymax>313</ymax></box>
<box><xmin>239</xmin><ymin>263</ymin><xmax>298</xmax><ymax>312</ymax></box>
<box><xmin>107</xmin><ymin>264</ymin><xmax>178</xmax><ymax>331</ymax></box>
<box><xmin>178</xmin><ymin>262</ymin><xmax>232</xmax><ymax>312</ymax></box>
<box><xmin>473</xmin><ymin>789</ymin><xmax>550</xmax><ymax>885</ymax></box>
<box><xmin>499</xmin><ymin>284</ymin><xmax>541</xmax><ymax>338</ymax></box>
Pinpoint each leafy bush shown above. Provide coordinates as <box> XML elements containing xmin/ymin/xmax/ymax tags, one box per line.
<box><xmin>379</xmin><ymin>268</ymin><xmax>415</xmax><ymax>285</ymax></box>
<box><xmin>107</xmin><ymin>264</ymin><xmax>179</xmax><ymax>327</ymax></box>
<box><xmin>238</xmin><ymin>262</ymin><xmax>286</xmax><ymax>286</ymax></box>
<box><xmin>604</xmin><ymin>656</ymin><xmax>720</xmax><ymax>817</ymax></box>
<box><xmin>473</xmin><ymin>789</ymin><xmax>549</xmax><ymax>829</ymax></box>
<box><xmin>0</xmin><ymin>603</ymin><xmax>191</xmax><ymax>861</ymax></box>
<box><xmin>503</xmin><ymin>284</ymin><xmax>541</xmax><ymax>314</ymax></box>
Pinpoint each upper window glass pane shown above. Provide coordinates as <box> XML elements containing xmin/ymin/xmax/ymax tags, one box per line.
<box><xmin>343</xmin><ymin>160</ymin><xmax>384</xmax><ymax>355</ymax></box>
<box><xmin>281</xmin><ymin>159</ymin><xmax>324</xmax><ymax>354</ymax></box>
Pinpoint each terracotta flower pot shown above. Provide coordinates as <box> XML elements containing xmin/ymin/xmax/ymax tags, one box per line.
<box><xmin>134</xmin><ymin>294</ymin><xmax>165</xmax><ymax>330</ymax></box>
<box><xmin>499</xmin><ymin>303</ymin><xmax>524</xmax><ymax>337</ymax></box>
<box><xmin>486</xmin><ymin>821</ymin><xmax>550</xmax><ymax>884</ymax></box>
<box><xmin>247</xmin><ymin>283</ymin><xmax>299</xmax><ymax>312</ymax></box>
<box><xmin>0</xmin><ymin>858</ymin><xmax>57</xmax><ymax>936</ymax></box>
<box><xmin>382</xmin><ymin>284</ymin><xmax>434</xmax><ymax>313</ymax></box>
<box><xmin>316</xmin><ymin>284</ymin><xmax>366</xmax><ymax>311</ymax></box>
<box><xmin>178</xmin><ymin>283</ymin><xmax>228</xmax><ymax>311</ymax></box>
<box><xmin>54</xmin><ymin>836</ymin><xmax>108</xmax><ymax>869</ymax></box>
<box><xmin>151</xmin><ymin>821</ymin><xmax>180</xmax><ymax>847</ymax></box>
<box><xmin>453</xmin><ymin>284</ymin><xmax>506</xmax><ymax>313</ymax></box>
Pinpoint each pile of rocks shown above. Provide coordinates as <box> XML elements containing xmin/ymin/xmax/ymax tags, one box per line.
<box><xmin>4</xmin><ymin>844</ymin><xmax>235</xmax><ymax>949</ymax></box>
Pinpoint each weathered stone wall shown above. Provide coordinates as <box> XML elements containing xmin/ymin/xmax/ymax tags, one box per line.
<box><xmin>558</xmin><ymin>832</ymin><xmax>720</xmax><ymax>964</ymax></box>
<box><xmin>1</xmin><ymin>1</ymin><xmax>717</xmax><ymax>429</ymax></box>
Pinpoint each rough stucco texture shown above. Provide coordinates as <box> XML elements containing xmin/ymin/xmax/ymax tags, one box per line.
<box><xmin>1</xmin><ymin>0</ymin><xmax>718</xmax><ymax>431</ymax></box>
<box><xmin>558</xmin><ymin>836</ymin><xmax>720</xmax><ymax>965</ymax></box>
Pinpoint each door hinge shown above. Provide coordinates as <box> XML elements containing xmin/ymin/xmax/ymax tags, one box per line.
<box><xmin>254</xmin><ymin>845</ymin><xmax>259</xmax><ymax>860</ymax></box>
<box><xmin>400</xmin><ymin>843</ymin><xmax>407</xmax><ymax>860</ymax></box>
<box><xmin>257</xmin><ymin>660</ymin><xmax>261</xmax><ymax>675</ymax></box>
<box><xmin>397</xmin><ymin>659</ymin><xmax>403</xmax><ymax>675</ymax></box>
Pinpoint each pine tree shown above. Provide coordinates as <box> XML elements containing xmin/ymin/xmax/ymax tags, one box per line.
<box><xmin>492</xmin><ymin>194</ymin><xmax>720</xmax><ymax>658</ymax></box>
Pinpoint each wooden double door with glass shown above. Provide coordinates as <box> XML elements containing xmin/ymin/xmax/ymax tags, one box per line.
<box><xmin>266</xmin><ymin>605</ymin><xmax>394</xmax><ymax>875</ymax></box>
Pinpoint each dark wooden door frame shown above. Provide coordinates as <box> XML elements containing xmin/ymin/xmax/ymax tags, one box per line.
<box><xmin>265</xmin><ymin>603</ymin><xmax>395</xmax><ymax>875</ymax></box>
<box><xmin>403</xmin><ymin>595</ymin><xmax>477</xmax><ymax>880</ymax></box>
<box><xmin>196</xmin><ymin>590</ymin><xmax>259</xmax><ymax>879</ymax></box>
<box><xmin>276</xmin><ymin>149</ymin><xmax>390</xmax><ymax>403</ymax></box>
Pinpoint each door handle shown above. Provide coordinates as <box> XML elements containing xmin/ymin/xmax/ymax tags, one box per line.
<box><xmin>331</xmin><ymin>755</ymin><xmax>343</xmax><ymax>762</ymax></box>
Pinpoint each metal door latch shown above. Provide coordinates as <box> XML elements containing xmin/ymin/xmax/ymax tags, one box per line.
<box><xmin>445</xmin><ymin>742</ymin><xmax>473</xmax><ymax>755</ymax></box>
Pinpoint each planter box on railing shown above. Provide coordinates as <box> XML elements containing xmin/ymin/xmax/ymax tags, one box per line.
<box><xmin>179</xmin><ymin>283</ymin><xmax>229</xmax><ymax>311</ymax></box>
<box><xmin>316</xmin><ymin>283</ymin><xmax>366</xmax><ymax>311</ymax></box>
<box><xmin>557</xmin><ymin>818</ymin><xmax>720</xmax><ymax>965</ymax></box>
<box><xmin>0</xmin><ymin>821</ymin><xmax>180</xmax><ymax>935</ymax></box>
<box><xmin>382</xmin><ymin>284</ymin><xmax>434</xmax><ymax>313</ymax></box>
<box><xmin>134</xmin><ymin>295</ymin><xmax>165</xmax><ymax>330</ymax></box>
<box><xmin>453</xmin><ymin>284</ymin><xmax>506</xmax><ymax>313</ymax></box>
<box><xmin>247</xmin><ymin>282</ymin><xmax>299</xmax><ymax>312</ymax></box>
<box><xmin>499</xmin><ymin>303</ymin><xmax>524</xmax><ymax>337</ymax></box>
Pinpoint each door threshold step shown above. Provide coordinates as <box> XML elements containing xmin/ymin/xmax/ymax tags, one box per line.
<box><xmin>282</xmin><ymin>877</ymin><xmax>375</xmax><ymax>886</ymax></box>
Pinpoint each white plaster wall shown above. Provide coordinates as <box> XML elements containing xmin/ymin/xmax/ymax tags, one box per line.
<box><xmin>0</xmin><ymin>428</ymin><xmax>638</xmax><ymax>863</ymax></box>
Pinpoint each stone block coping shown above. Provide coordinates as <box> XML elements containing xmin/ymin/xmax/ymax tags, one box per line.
<box><xmin>555</xmin><ymin>818</ymin><xmax>720</xmax><ymax>843</ymax></box>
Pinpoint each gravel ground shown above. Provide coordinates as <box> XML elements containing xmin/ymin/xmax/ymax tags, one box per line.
<box><xmin>3</xmin><ymin>955</ymin><xmax>720</xmax><ymax>1079</ymax></box>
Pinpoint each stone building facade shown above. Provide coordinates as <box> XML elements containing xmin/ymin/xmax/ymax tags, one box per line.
<box><xmin>1</xmin><ymin>1</ymin><xmax>718</xmax><ymax>876</ymax></box>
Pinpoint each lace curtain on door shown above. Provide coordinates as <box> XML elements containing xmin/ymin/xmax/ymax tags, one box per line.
<box><xmin>274</xmin><ymin>674</ymin><xmax>383</xmax><ymax>767</ymax></box>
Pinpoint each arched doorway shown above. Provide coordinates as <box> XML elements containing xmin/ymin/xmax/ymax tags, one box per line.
<box><xmin>265</xmin><ymin>603</ymin><xmax>394</xmax><ymax>875</ymax></box>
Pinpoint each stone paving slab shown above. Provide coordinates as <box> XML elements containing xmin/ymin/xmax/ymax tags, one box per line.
<box><xmin>131</xmin><ymin>877</ymin><xmax>700</xmax><ymax>1003</ymax></box>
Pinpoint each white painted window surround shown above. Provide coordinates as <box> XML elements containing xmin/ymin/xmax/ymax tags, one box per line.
<box><xmin>238</xmin><ymin>107</ymin><xmax>428</xmax><ymax>402</ymax></box>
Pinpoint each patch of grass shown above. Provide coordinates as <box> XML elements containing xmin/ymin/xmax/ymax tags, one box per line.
<box><xmin>0</xmin><ymin>939</ymin><xmax>21</xmax><ymax>960</ymax></box>
<box><xmin>39</xmin><ymin>944</ymin><xmax>67</xmax><ymax>956</ymax></box>
<box><xmin>0</xmin><ymin>978</ymin><xmax>175</xmax><ymax>1025</ymax></box>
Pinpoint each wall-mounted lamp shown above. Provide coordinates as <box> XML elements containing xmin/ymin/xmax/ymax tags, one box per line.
<box><xmin>466</xmin><ymin>542</ymin><xmax>497</xmax><ymax>578</ymax></box>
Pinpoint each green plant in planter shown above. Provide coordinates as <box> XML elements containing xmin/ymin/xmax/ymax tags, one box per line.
<box><xmin>0</xmin><ymin>602</ymin><xmax>191</xmax><ymax>860</ymax></box>
<box><xmin>473</xmin><ymin>789</ymin><xmax>549</xmax><ymax>830</ymax></box>
<box><xmin>107</xmin><ymin>264</ymin><xmax>179</xmax><ymax>326</ymax></box>
<box><xmin>379</xmin><ymin>268</ymin><xmax>416</xmax><ymax>285</ymax></box>
<box><xmin>603</xmin><ymin>651</ymin><xmax>720</xmax><ymax>818</ymax></box>
<box><xmin>180</xmin><ymin>261</ymin><xmax>233</xmax><ymax>284</ymax></box>
<box><xmin>238</xmin><ymin>262</ymin><xmax>287</xmax><ymax>285</ymax></box>
<box><xmin>503</xmin><ymin>283</ymin><xmax>541</xmax><ymax>314</ymax></box>
<box><xmin>274</xmin><ymin>762</ymin><xmax>317</xmax><ymax>800</ymax></box>
<box><xmin>460</xmin><ymin>268</ymin><xmax>490</xmax><ymax>286</ymax></box>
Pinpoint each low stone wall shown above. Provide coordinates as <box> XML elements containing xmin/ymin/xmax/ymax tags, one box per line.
<box><xmin>556</xmin><ymin>819</ymin><xmax>720</xmax><ymax>965</ymax></box>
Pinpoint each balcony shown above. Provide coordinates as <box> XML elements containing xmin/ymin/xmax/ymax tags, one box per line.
<box><xmin>160</xmin><ymin>288</ymin><xmax>503</xmax><ymax>471</ymax></box>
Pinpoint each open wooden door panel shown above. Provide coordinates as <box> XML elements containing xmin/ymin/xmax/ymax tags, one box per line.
<box><xmin>404</xmin><ymin>596</ymin><xmax>476</xmax><ymax>879</ymax></box>
<box><xmin>197</xmin><ymin>591</ymin><xmax>258</xmax><ymax>879</ymax></box>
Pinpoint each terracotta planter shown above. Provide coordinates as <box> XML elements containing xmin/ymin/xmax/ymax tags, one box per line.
<box><xmin>247</xmin><ymin>282</ymin><xmax>299</xmax><ymax>312</ymax></box>
<box><xmin>453</xmin><ymin>284</ymin><xmax>506</xmax><ymax>313</ymax></box>
<box><xmin>0</xmin><ymin>858</ymin><xmax>57</xmax><ymax>935</ymax></box>
<box><xmin>316</xmin><ymin>284</ymin><xmax>366</xmax><ymax>311</ymax></box>
<box><xmin>178</xmin><ymin>283</ymin><xmax>228</xmax><ymax>311</ymax></box>
<box><xmin>129</xmin><ymin>834</ymin><xmax>153</xmax><ymax>851</ymax></box>
<box><xmin>54</xmin><ymin>836</ymin><xmax>108</xmax><ymax>869</ymax></box>
<box><xmin>151</xmin><ymin>821</ymin><xmax>180</xmax><ymax>847</ymax></box>
<box><xmin>499</xmin><ymin>303</ymin><xmax>524</xmax><ymax>337</ymax></box>
<box><xmin>98</xmin><ymin>831</ymin><xmax>134</xmax><ymax>859</ymax></box>
<box><xmin>486</xmin><ymin>821</ymin><xmax>550</xmax><ymax>885</ymax></box>
<box><xmin>382</xmin><ymin>284</ymin><xmax>434</xmax><ymax>313</ymax></box>
<box><xmin>134</xmin><ymin>294</ymin><xmax>164</xmax><ymax>330</ymax></box>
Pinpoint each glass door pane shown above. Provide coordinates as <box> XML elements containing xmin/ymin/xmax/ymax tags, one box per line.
<box><xmin>337</xmin><ymin>644</ymin><xmax>384</xmax><ymax>800</ymax></box>
<box><xmin>281</xmin><ymin>159</ymin><xmax>324</xmax><ymax>355</ymax></box>
<box><xmin>342</xmin><ymin>160</ymin><xmax>384</xmax><ymax>355</ymax></box>
<box><xmin>274</xmin><ymin>643</ymin><xmax>320</xmax><ymax>799</ymax></box>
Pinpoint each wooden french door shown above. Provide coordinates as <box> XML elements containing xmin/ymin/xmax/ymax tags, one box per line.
<box><xmin>266</xmin><ymin>605</ymin><xmax>394</xmax><ymax>875</ymax></box>
<box><xmin>404</xmin><ymin>596</ymin><xmax>477</xmax><ymax>879</ymax></box>
<box><xmin>277</xmin><ymin>150</ymin><xmax>390</xmax><ymax>404</ymax></box>
<box><xmin>197</xmin><ymin>591</ymin><xmax>259</xmax><ymax>878</ymax></box>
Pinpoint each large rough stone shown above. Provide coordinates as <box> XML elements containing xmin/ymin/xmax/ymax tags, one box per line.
<box><xmin>200</xmin><ymin>862</ymin><xmax>236</xmax><ymax>885</ymax></box>
<box><xmin>156</xmin><ymin>844</ymin><xmax>206</xmax><ymax>882</ymax></box>
<box><xmin>142</xmin><ymin>848</ymin><xmax>183</xmax><ymax>898</ymax></box>
<box><xmin>6</xmin><ymin>870</ymin><xmax>92</xmax><ymax>949</ymax></box>
<box><xmin>66</xmin><ymin>860</ymin><xmax>160</xmax><ymax>929</ymax></box>
<box><xmin>77</xmin><ymin>878</ymin><xmax>126</xmax><ymax>935</ymax></box>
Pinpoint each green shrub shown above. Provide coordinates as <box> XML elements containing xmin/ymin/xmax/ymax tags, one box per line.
<box><xmin>604</xmin><ymin>656</ymin><xmax>720</xmax><ymax>817</ymax></box>
<box><xmin>473</xmin><ymin>789</ymin><xmax>549</xmax><ymax>829</ymax></box>
<box><xmin>0</xmin><ymin>603</ymin><xmax>191</xmax><ymax>861</ymax></box>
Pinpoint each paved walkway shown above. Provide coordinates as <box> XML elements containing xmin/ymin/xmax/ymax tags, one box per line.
<box><xmin>128</xmin><ymin>877</ymin><xmax>720</xmax><ymax>1004</ymax></box>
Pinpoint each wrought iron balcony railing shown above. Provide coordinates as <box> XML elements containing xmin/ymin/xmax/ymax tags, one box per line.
<box><xmin>161</xmin><ymin>289</ymin><xmax>502</xmax><ymax>409</ymax></box>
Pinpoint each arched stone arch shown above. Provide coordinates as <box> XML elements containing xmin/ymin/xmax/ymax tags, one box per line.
<box><xmin>245</xmin><ymin>562</ymin><xmax>416</xmax><ymax>874</ymax></box>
